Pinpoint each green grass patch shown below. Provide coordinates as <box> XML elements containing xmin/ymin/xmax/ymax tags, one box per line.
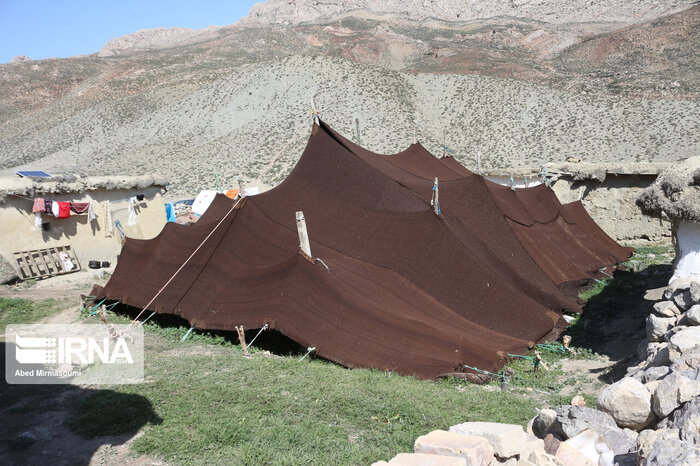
<box><xmin>62</xmin><ymin>326</ymin><xmax>550</xmax><ymax>465</ymax></box>
<box><xmin>0</xmin><ymin>297</ymin><xmax>64</xmax><ymax>331</ymax></box>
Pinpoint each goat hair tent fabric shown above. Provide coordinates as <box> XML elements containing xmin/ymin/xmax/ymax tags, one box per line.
<box><xmin>320</xmin><ymin>121</ymin><xmax>632</xmax><ymax>291</ymax></box>
<box><xmin>92</xmin><ymin>120</ymin><xmax>629</xmax><ymax>379</ymax></box>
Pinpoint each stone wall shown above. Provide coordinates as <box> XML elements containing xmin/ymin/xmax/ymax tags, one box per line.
<box><xmin>551</xmin><ymin>175</ymin><xmax>671</xmax><ymax>244</ymax></box>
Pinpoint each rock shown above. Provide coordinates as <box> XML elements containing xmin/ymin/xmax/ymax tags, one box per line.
<box><xmin>691</xmin><ymin>281</ymin><xmax>700</xmax><ymax>304</ymax></box>
<box><xmin>653</xmin><ymin>300</ymin><xmax>680</xmax><ymax>317</ymax></box>
<box><xmin>644</xmin><ymin>380</ymin><xmax>662</xmax><ymax>395</ymax></box>
<box><xmin>673</xmin><ymin>289</ymin><xmax>694</xmax><ymax>311</ymax></box>
<box><xmin>635</xmin><ymin>428</ymin><xmax>680</xmax><ymax>465</ymax></box>
<box><xmin>667</xmin><ymin>278</ymin><xmax>692</xmax><ymax>297</ymax></box>
<box><xmin>389</xmin><ymin>453</ymin><xmax>467</xmax><ymax>465</ymax></box>
<box><xmin>571</xmin><ymin>395</ymin><xmax>586</xmax><ymax>407</ymax></box>
<box><xmin>527</xmin><ymin>417</ymin><xmax>536</xmax><ymax>437</ymax></box>
<box><xmin>668</xmin><ymin>327</ymin><xmax>700</xmax><ymax>362</ymax></box>
<box><xmin>543</xmin><ymin>434</ymin><xmax>561</xmax><ymax>456</ymax></box>
<box><xmin>638</xmin><ymin>366</ymin><xmax>670</xmax><ymax>383</ymax></box>
<box><xmin>646</xmin><ymin>314</ymin><xmax>676</xmax><ymax>341</ymax></box>
<box><xmin>656</xmin><ymin>396</ymin><xmax>700</xmax><ymax>444</ymax></box>
<box><xmin>552</xmin><ymin>406</ymin><xmax>637</xmax><ymax>455</ymax></box>
<box><xmin>449</xmin><ymin>422</ymin><xmax>527</xmax><ymax>459</ymax></box>
<box><xmin>652</xmin><ymin>372</ymin><xmax>700</xmax><ymax>418</ymax></box>
<box><xmin>664</xmin><ymin>325</ymin><xmax>686</xmax><ymax>343</ymax></box>
<box><xmin>554</xmin><ymin>442</ymin><xmax>596</xmax><ymax>466</ymax></box>
<box><xmin>645</xmin><ymin>343</ymin><xmax>670</xmax><ymax>367</ymax></box>
<box><xmin>0</xmin><ymin>255</ymin><xmax>18</xmax><ymax>284</ymax></box>
<box><xmin>596</xmin><ymin>377</ymin><xmax>655</xmax><ymax>430</ymax></box>
<box><xmin>686</xmin><ymin>305</ymin><xmax>700</xmax><ymax>325</ymax></box>
<box><xmin>644</xmin><ymin>438</ymin><xmax>700</xmax><ymax>465</ymax></box>
<box><xmin>564</xmin><ymin>428</ymin><xmax>614</xmax><ymax>466</ymax></box>
<box><xmin>671</xmin><ymin>350</ymin><xmax>700</xmax><ymax>374</ymax></box>
<box><xmin>525</xmin><ymin>450</ymin><xmax>564</xmax><ymax>466</ymax></box>
<box><xmin>414</xmin><ymin>430</ymin><xmax>494</xmax><ymax>465</ymax></box>
<box><xmin>612</xmin><ymin>452</ymin><xmax>635</xmax><ymax>466</ymax></box>
<box><xmin>533</xmin><ymin>409</ymin><xmax>558</xmax><ymax>438</ymax></box>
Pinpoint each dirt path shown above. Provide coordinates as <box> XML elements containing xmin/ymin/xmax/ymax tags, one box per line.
<box><xmin>1</xmin><ymin>287</ymin><xmax>166</xmax><ymax>466</ymax></box>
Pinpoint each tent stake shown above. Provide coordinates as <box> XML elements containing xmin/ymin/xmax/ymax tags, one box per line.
<box><xmin>139</xmin><ymin>311</ymin><xmax>157</xmax><ymax>327</ymax></box>
<box><xmin>181</xmin><ymin>327</ymin><xmax>194</xmax><ymax>342</ymax></box>
<box><xmin>235</xmin><ymin>325</ymin><xmax>250</xmax><ymax>356</ymax></box>
<box><xmin>477</xmin><ymin>151</ymin><xmax>482</xmax><ymax>175</ymax></box>
<box><xmin>296</xmin><ymin>211</ymin><xmax>312</xmax><ymax>257</ymax></box>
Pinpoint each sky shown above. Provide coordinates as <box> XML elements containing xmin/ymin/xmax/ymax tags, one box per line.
<box><xmin>0</xmin><ymin>0</ymin><xmax>260</xmax><ymax>63</ymax></box>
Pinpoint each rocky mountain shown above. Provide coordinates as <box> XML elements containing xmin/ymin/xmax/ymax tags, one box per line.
<box><xmin>0</xmin><ymin>1</ymin><xmax>697</xmax><ymax>199</ymax></box>
<box><xmin>245</xmin><ymin>0</ymin><xmax>695</xmax><ymax>26</ymax></box>
<box><xmin>98</xmin><ymin>26</ymin><xmax>224</xmax><ymax>57</ymax></box>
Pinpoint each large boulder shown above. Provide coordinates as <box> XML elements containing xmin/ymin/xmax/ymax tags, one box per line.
<box><xmin>646</xmin><ymin>314</ymin><xmax>676</xmax><ymax>341</ymax></box>
<box><xmin>414</xmin><ymin>430</ymin><xmax>494</xmax><ymax>465</ymax></box>
<box><xmin>653</xmin><ymin>300</ymin><xmax>681</xmax><ymax>317</ymax></box>
<box><xmin>656</xmin><ymin>396</ymin><xmax>700</xmax><ymax>444</ymax></box>
<box><xmin>635</xmin><ymin>429</ymin><xmax>680</xmax><ymax>465</ymax></box>
<box><xmin>596</xmin><ymin>377</ymin><xmax>655</xmax><ymax>430</ymax></box>
<box><xmin>668</xmin><ymin>327</ymin><xmax>700</xmax><ymax>362</ymax></box>
<box><xmin>449</xmin><ymin>422</ymin><xmax>527</xmax><ymax>459</ymax></box>
<box><xmin>644</xmin><ymin>438</ymin><xmax>700</xmax><ymax>465</ymax></box>
<box><xmin>652</xmin><ymin>373</ymin><xmax>700</xmax><ymax>418</ymax></box>
<box><xmin>551</xmin><ymin>406</ymin><xmax>637</xmax><ymax>455</ymax></box>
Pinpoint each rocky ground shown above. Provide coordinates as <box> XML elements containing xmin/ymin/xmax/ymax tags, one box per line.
<box><xmin>373</xmin><ymin>275</ymin><xmax>700</xmax><ymax>465</ymax></box>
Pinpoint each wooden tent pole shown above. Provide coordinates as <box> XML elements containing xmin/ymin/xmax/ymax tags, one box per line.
<box><xmin>296</xmin><ymin>211</ymin><xmax>312</xmax><ymax>257</ymax></box>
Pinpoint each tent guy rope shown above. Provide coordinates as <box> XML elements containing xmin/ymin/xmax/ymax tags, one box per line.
<box><xmin>125</xmin><ymin>196</ymin><xmax>243</xmax><ymax>330</ymax></box>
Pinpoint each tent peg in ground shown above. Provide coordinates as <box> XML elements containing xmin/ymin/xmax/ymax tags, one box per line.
<box><xmin>181</xmin><ymin>327</ymin><xmax>194</xmax><ymax>342</ymax></box>
<box><xmin>235</xmin><ymin>325</ymin><xmax>250</xmax><ymax>357</ymax></box>
<box><xmin>300</xmin><ymin>346</ymin><xmax>316</xmax><ymax>361</ymax></box>
<box><xmin>139</xmin><ymin>311</ymin><xmax>157</xmax><ymax>327</ymax></box>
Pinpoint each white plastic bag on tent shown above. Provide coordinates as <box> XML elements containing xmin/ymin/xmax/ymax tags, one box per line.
<box><xmin>671</xmin><ymin>221</ymin><xmax>700</xmax><ymax>284</ymax></box>
<box><xmin>192</xmin><ymin>190</ymin><xmax>218</xmax><ymax>217</ymax></box>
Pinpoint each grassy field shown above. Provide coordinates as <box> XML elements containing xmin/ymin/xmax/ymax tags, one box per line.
<box><xmin>2</xmin><ymin>295</ymin><xmax>605</xmax><ymax>465</ymax></box>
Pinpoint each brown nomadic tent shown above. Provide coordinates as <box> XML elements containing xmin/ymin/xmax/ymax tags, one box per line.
<box><xmin>92</xmin><ymin>120</ymin><xmax>630</xmax><ymax>379</ymax></box>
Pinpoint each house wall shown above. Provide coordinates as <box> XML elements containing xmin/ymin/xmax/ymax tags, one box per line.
<box><xmin>551</xmin><ymin>175</ymin><xmax>671</xmax><ymax>244</ymax></box>
<box><xmin>0</xmin><ymin>186</ymin><xmax>166</xmax><ymax>271</ymax></box>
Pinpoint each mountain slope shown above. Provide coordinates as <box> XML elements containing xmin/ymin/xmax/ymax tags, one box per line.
<box><xmin>0</xmin><ymin>2</ymin><xmax>697</xmax><ymax>198</ymax></box>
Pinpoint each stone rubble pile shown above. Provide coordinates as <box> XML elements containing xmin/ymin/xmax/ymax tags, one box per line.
<box><xmin>371</xmin><ymin>279</ymin><xmax>700</xmax><ymax>466</ymax></box>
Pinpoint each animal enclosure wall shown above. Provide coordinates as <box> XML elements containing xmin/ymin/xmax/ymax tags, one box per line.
<box><xmin>0</xmin><ymin>186</ymin><xmax>166</xmax><ymax>271</ymax></box>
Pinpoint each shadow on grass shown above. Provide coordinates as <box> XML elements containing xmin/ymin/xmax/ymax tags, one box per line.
<box><xmin>0</xmin><ymin>342</ymin><xmax>162</xmax><ymax>465</ymax></box>
<box><xmin>565</xmin><ymin>263</ymin><xmax>673</xmax><ymax>384</ymax></box>
<box><xmin>110</xmin><ymin>303</ymin><xmax>307</xmax><ymax>356</ymax></box>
